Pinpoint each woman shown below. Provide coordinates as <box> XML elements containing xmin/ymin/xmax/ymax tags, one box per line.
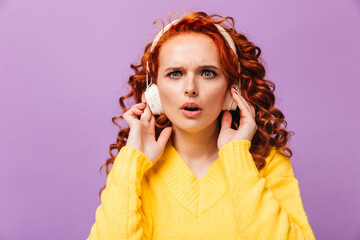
<box><xmin>87</xmin><ymin>11</ymin><xmax>316</xmax><ymax>239</ymax></box>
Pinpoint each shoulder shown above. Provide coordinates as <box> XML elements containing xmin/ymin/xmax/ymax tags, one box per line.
<box><xmin>259</xmin><ymin>147</ymin><xmax>295</xmax><ymax>179</ymax></box>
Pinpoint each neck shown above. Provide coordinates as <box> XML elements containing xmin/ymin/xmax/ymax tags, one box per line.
<box><xmin>170</xmin><ymin>120</ymin><xmax>220</xmax><ymax>165</ymax></box>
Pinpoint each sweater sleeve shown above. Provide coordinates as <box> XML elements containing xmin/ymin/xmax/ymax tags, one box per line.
<box><xmin>87</xmin><ymin>146</ymin><xmax>153</xmax><ymax>240</ymax></box>
<box><xmin>218</xmin><ymin>139</ymin><xmax>316</xmax><ymax>240</ymax></box>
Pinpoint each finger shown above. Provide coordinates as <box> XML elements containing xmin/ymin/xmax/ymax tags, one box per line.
<box><xmin>220</xmin><ymin>111</ymin><xmax>232</xmax><ymax>130</ymax></box>
<box><xmin>140</xmin><ymin>93</ymin><xmax>152</xmax><ymax>122</ymax></box>
<box><xmin>233</xmin><ymin>89</ymin><xmax>253</xmax><ymax>118</ymax></box>
<box><xmin>122</xmin><ymin>102</ymin><xmax>146</xmax><ymax>123</ymax></box>
<box><xmin>129</xmin><ymin>102</ymin><xmax>146</xmax><ymax>118</ymax></box>
<box><xmin>232</xmin><ymin>88</ymin><xmax>256</xmax><ymax>120</ymax></box>
<box><xmin>133</xmin><ymin>101</ymin><xmax>147</xmax><ymax>110</ymax></box>
<box><xmin>136</xmin><ymin>104</ymin><xmax>147</xmax><ymax>118</ymax></box>
<box><xmin>231</xmin><ymin>87</ymin><xmax>253</xmax><ymax>119</ymax></box>
<box><xmin>141</xmin><ymin>92</ymin><xmax>147</xmax><ymax>103</ymax></box>
<box><xmin>122</xmin><ymin>111</ymin><xmax>137</xmax><ymax>127</ymax></box>
<box><xmin>239</xmin><ymin>96</ymin><xmax>255</xmax><ymax>119</ymax></box>
<box><xmin>126</xmin><ymin>102</ymin><xmax>147</xmax><ymax>118</ymax></box>
<box><xmin>149</xmin><ymin>115</ymin><xmax>156</xmax><ymax>135</ymax></box>
<box><xmin>132</xmin><ymin>108</ymin><xmax>144</xmax><ymax>120</ymax></box>
<box><xmin>140</xmin><ymin>102</ymin><xmax>152</xmax><ymax>122</ymax></box>
<box><xmin>133</xmin><ymin>108</ymin><xmax>144</xmax><ymax>114</ymax></box>
<box><xmin>237</xmin><ymin>94</ymin><xmax>256</xmax><ymax>119</ymax></box>
<box><xmin>249</xmin><ymin>104</ymin><xmax>256</xmax><ymax>118</ymax></box>
<box><xmin>157</xmin><ymin>127</ymin><xmax>172</xmax><ymax>149</ymax></box>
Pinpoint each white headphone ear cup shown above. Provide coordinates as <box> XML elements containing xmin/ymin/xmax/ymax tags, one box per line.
<box><xmin>144</xmin><ymin>84</ymin><xmax>164</xmax><ymax>115</ymax></box>
<box><xmin>222</xmin><ymin>83</ymin><xmax>241</xmax><ymax>111</ymax></box>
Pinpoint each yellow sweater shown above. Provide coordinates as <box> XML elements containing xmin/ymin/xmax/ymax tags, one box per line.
<box><xmin>87</xmin><ymin>139</ymin><xmax>316</xmax><ymax>239</ymax></box>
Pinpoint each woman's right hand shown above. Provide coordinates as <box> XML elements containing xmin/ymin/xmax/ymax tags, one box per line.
<box><xmin>122</xmin><ymin>93</ymin><xmax>172</xmax><ymax>163</ymax></box>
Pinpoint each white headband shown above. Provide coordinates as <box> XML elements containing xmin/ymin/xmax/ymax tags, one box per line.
<box><xmin>146</xmin><ymin>19</ymin><xmax>240</xmax><ymax>88</ymax></box>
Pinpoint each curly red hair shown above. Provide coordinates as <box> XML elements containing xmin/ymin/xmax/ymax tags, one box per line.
<box><xmin>98</xmin><ymin>11</ymin><xmax>294</xmax><ymax>198</ymax></box>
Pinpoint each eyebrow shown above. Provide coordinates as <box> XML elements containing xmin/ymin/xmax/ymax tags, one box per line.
<box><xmin>164</xmin><ymin>65</ymin><xmax>220</xmax><ymax>72</ymax></box>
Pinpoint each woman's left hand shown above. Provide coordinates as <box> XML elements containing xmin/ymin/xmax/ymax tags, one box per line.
<box><xmin>217</xmin><ymin>86</ymin><xmax>258</xmax><ymax>150</ymax></box>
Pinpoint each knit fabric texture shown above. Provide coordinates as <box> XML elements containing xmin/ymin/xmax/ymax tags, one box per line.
<box><xmin>87</xmin><ymin>139</ymin><xmax>316</xmax><ymax>239</ymax></box>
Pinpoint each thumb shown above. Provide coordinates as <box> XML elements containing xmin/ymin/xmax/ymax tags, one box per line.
<box><xmin>220</xmin><ymin>111</ymin><xmax>232</xmax><ymax>130</ymax></box>
<box><xmin>157</xmin><ymin>127</ymin><xmax>173</xmax><ymax>149</ymax></box>
<box><xmin>141</xmin><ymin>92</ymin><xmax>147</xmax><ymax>103</ymax></box>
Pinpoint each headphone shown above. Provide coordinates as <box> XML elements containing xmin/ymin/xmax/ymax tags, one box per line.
<box><xmin>144</xmin><ymin>19</ymin><xmax>241</xmax><ymax>115</ymax></box>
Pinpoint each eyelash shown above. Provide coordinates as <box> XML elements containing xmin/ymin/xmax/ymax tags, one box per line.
<box><xmin>167</xmin><ymin>71</ymin><xmax>182</xmax><ymax>78</ymax></box>
<box><xmin>167</xmin><ymin>70</ymin><xmax>217</xmax><ymax>78</ymax></box>
<box><xmin>202</xmin><ymin>70</ymin><xmax>217</xmax><ymax>78</ymax></box>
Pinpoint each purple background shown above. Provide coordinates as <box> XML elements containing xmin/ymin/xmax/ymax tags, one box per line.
<box><xmin>1</xmin><ymin>0</ymin><xmax>359</xmax><ymax>239</ymax></box>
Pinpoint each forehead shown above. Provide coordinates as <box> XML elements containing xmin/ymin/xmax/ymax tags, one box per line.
<box><xmin>158</xmin><ymin>32</ymin><xmax>220</xmax><ymax>68</ymax></box>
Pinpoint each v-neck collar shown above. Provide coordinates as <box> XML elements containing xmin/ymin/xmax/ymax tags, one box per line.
<box><xmin>155</xmin><ymin>139</ymin><xmax>228</xmax><ymax>218</ymax></box>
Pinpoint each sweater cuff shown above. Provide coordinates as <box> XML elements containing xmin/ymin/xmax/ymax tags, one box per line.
<box><xmin>111</xmin><ymin>146</ymin><xmax>153</xmax><ymax>183</ymax></box>
<box><xmin>218</xmin><ymin>139</ymin><xmax>258</xmax><ymax>175</ymax></box>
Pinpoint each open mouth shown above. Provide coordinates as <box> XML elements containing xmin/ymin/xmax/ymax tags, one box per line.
<box><xmin>181</xmin><ymin>107</ymin><xmax>202</xmax><ymax>117</ymax></box>
<box><xmin>184</xmin><ymin>107</ymin><xmax>200</xmax><ymax>111</ymax></box>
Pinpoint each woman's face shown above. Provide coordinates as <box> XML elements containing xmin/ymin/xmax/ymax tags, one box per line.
<box><xmin>156</xmin><ymin>32</ymin><xmax>228</xmax><ymax>133</ymax></box>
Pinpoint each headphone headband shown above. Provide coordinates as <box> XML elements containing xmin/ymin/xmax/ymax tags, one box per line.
<box><xmin>149</xmin><ymin>19</ymin><xmax>238</xmax><ymax>56</ymax></box>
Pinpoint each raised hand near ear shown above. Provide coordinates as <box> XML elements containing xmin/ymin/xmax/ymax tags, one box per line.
<box><xmin>218</xmin><ymin>87</ymin><xmax>257</xmax><ymax>150</ymax></box>
<box><xmin>122</xmin><ymin>93</ymin><xmax>173</xmax><ymax>163</ymax></box>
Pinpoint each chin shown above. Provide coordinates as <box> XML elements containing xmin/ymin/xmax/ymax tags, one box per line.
<box><xmin>175</xmin><ymin>120</ymin><xmax>218</xmax><ymax>133</ymax></box>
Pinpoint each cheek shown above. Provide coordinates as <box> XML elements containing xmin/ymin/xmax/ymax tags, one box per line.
<box><xmin>157</xmin><ymin>83</ymin><xmax>178</xmax><ymax>111</ymax></box>
<box><xmin>206</xmin><ymin>86</ymin><xmax>228</xmax><ymax>106</ymax></box>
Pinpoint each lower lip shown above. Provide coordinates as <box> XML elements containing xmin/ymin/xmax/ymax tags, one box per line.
<box><xmin>181</xmin><ymin>109</ymin><xmax>202</xmax><ymax>117</ymax></box>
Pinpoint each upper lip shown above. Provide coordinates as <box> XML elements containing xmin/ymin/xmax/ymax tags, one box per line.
<box><xmin>181</xmin><ymin>102</ymin><xmax>202</xmax><ymax>110</ymax></box>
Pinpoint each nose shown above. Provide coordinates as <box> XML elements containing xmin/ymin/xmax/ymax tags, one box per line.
<box><xmin>184</xmin><ymin>75</ymin><xmax>199</xmax><ymax>97</ymax></box>
<box><xmin>184</xmin><ymin>87</ymin><xmax>198</xmax><ymax>96</ymax></box>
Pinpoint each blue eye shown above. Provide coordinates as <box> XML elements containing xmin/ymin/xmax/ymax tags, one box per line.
<box><xmin>167</xmin><ymin>71</ymin><xmax>182</xmax><ymax>78</ymax></box>
<box><xmin>202</xmin><ymin>70</ymin><xmax>217</xmax><ymax>78</ymax></box>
